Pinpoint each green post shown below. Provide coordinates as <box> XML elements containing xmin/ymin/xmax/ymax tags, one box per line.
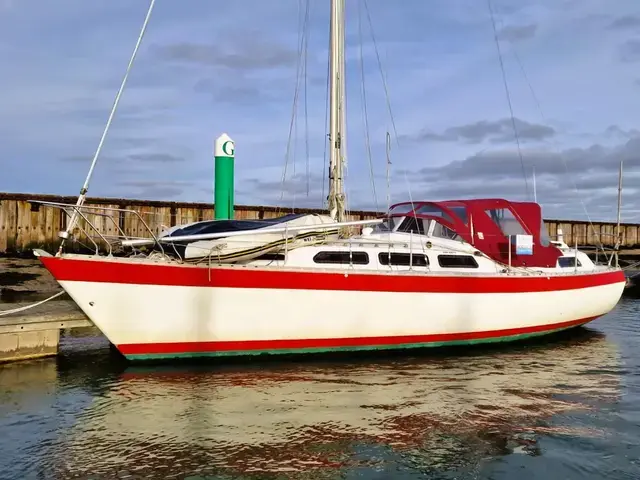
<box><xmin>214</xmin><ymin>133</ymin><xmax>235</xmax><ymax>220</ymax></box>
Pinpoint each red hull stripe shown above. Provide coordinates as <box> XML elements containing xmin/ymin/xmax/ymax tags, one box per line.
<box><xmin>118</xmin><ymin>316</ymin><xmax>596</xmax><ymax>356</ymax></box>
<box><xmin>40</xmin><ymin>257</ymin><xmax>625</xmax><ymax>294</ymax></box>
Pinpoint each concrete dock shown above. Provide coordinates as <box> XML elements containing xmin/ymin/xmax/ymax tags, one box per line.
<box><xmin>0</xmin><ymin>257</ymin><xmax>93</xmax><ymax>362</ymax></box>
<box><xmin>0</xmin><ymin>300</ymin><xmax>92</xmax><ymax>362</ymax></box>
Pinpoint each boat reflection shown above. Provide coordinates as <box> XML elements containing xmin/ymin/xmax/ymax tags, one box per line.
<box><xmin>52</xmin><ymin>330</ymin><xmax>622</xmax><ymax>477</ymax></box>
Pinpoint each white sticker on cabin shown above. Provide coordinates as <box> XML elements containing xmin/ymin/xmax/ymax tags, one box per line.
<box><xmin>515</xmin><ymin>234</ymin><xmax>533</xmax><ymax>255</ymax></box>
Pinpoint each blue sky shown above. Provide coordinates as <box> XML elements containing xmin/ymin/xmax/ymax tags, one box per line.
<box><xmin>1</xmin><ymin>0</ymin><xmax>640</xmax><ymax>221</ymax></box>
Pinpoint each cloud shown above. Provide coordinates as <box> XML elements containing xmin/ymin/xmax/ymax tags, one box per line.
<box><xmin>419</xmin><ymin>137</ymin><xmax>640</xmax><ymax>180</ymax></box>
<box><xmin>400</xmin><ymin>136</ymin><xmax>640</xmax><ymax>220</ymax></box>
<box><xmin>13</xmin><ymin>140</ymin><xmax>640</xmax><ymax>220</ymax></box>
<box><xmin>243</xmin><ymin>135</ymin><xmax>640</xmax><ymax>219</ymax></box>
<box><xmin>403</xmin><ymin>118</ymin><xmax>556</xmax><ymax>145</ymax></box>
<box><xmin>608</xmin><ymin>15</ymin><xmax>640</xmax><ymax>30</ymax></box>
<box><xmin>60</xmin><ymin>151</ymin><xmax>186</xmax><ymax>165</ymax></box>
<box><xmin>498</xmin><ymin>24</ymin><xmax>537</xmax><ymax>42</ymax></box>
<box><xmin>239</xmin><ymin>170</ymin><xmax>388</xmax><ymax>213</ymax></box>
<box><xmin>194</xmin><ymin>79</ymin><xmax>268</xmax><ymax>105</ymax></box>
<box><xmin>128</xmin><ymin>153</ymin><xmax>186</xmax><ymax>163</ymax></box>
<box><xmin>619</xmin><ymin>39</ymin><xmax>640</xmax><ymax>62</ymax></box>
<box><xmin>60</xmin><ymin>155</ymin><xmax>99</xmax><ymax>164</ymax></box>
<box><xmin>2</xmin><ymin>0</ymin><xmax>640</xmax><ymax>223</ymax></box>
<box><xmin>604</xmin><ymin>125</ymin><xmax>640</xmax><ymax>139</ymax></box>
<box><xmin>151</xmin><ymin>40</ymin><xmax>298</xmax><ymax>71</ymax></box>
<box><xmin>117</xmin><ymin>180</ymin><xmax>193</xmax><ymax>199</ymax></box>
<box><xmin>239</xmin><ymin>173</ymin><xmax>327</xmax><ymax>209</ymax></box>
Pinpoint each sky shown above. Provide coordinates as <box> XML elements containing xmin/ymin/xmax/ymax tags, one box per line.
<box><xmin>1</xmin><ymin>0</ymin><xmax>640</xmax><ymax>221</ymax></box>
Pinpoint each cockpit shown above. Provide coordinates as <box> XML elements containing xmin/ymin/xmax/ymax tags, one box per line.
<box><xmin>370</xmin><ymin>198</ymin><xmax>563</xmax><ymax>268</ymax></box>
<box><xmin>372</xmin><ymin>203</ymin><xmax>463</xmax><ymax>240</ymax></box>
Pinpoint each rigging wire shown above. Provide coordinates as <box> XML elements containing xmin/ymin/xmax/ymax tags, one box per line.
<box><xmin>386</xmin><ymin>131</ymin><xmax>392</xmax><ymax>210</ymax></box>
<box><xmin>304</xmin><ymin>1</ymin><xmax>311</xmax><ymax>198</ymax></box>
<box><xmin>358</xmin><ymin>0</ymin><xmax>379</xmax><ymax>213</ymax></box>
<box><xmin>60</xmin><ymin>0</ymin><xmax>156</xmax><ymax>252</ymax></box>
<box><xmin>295</xmin><ymin>0</ymin><xmax>308</xmax><ymax>210</ymax></box>
<box><xmin>278</xmin><ymin>0</ymin><xmax>310</xmax><ymax>214</ymax></box>
<box><xmin>292</xmin><ymin>0</ymin><xmax>312</xmax><ymax>209</ymax></box>
<box><xmin>321</xmin><ymin>34</ymin><xmax>331</xmax><ymax>208</ymax></box>
<box><xmin>488</xmin><ymin>5</ymin><xmax>608</xmax><ymax>260</ymax></box>
<box><xmin>361</xmin><ymin>0</ymin><xmax>400</xmax><ymax>215</ymax></box>
<box><xmin>291</xmin><ymin>0</ymin><xmax>301</xmax><ymax>209</ymax></box>
<box><xmin>362</xmin><ymin>0</ymin><xmax>401</xmax><ymax>149</ymax></box>
<box><xmin>486</xmin><ymin>0</ymin><xmax>531</xmax><ymax>200</ymax></box>
<box><xmin>509</xmin><ymin>47</ymin><xmax>608</xmax><ymax>259</ymax></box>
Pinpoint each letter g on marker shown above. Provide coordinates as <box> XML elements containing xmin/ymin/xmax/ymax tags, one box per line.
<box><xmin>222</xmin><ymin>140</ymin><xmax>235</xmax><ymax>156</ymax></box>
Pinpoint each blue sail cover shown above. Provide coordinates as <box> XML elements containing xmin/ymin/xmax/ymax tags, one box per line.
<box><xmin>164</xmin><ymin>213</ymin><xmax>306</xmax><ymax>238</ymax></box>
<box><xmin>153</xmin><ymin>213</ymin><xmax>308</xmax><ymax>260</ymax></box>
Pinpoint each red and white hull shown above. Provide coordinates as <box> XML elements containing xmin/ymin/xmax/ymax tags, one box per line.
<box><xmin>39</xmin><ymin>255</ymin><xmax>626</xmax><ymax>361</ymax></box>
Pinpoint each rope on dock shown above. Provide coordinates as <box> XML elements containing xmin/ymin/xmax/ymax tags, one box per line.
<box><xmin>0</xmin><ymin>291</ymin><xmax>65</xmax><ymax>317</ymax></box>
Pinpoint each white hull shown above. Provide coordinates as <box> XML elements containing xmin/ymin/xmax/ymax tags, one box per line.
<box><xmin>40</xmin><ymin>255</ymin><xmax>626</xmax><ymax>361</ymax></box>
<box><xmin>64</xmin><ymin>281</ymin><xmax>621</xmax><ymax>349</ymax></box>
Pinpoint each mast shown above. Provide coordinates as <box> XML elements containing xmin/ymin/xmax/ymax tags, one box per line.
<box><xmin>615</xmin><ymin>158</ymin><xmax>623</xmax><ymax>267</ymax></box>
<box><xmin>327</xmin><ymin>0</ymin><xmax>346</xmax><ymax>222</ymax></box>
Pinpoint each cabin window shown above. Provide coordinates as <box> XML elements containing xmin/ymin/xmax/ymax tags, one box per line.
<box><xmin>485</xmin><ymin>208</ymin><xmax>528</xmax><ymax>237</ymax></box>
<box><xmin>438</xmin><ymin>255</ymin><xmax>479</xmax><ymax>268</ymax></box>
<box><xmin>389</xmin><ymin>204</ymin><xmax>416</xmax><ymax>215</ymax></box>
<box><xmin>379</xmin><ymin>252</ymin><xmax>429</xmax><ymax>267</ymax></box>
<box><xmin>397</xmin><ymin>216</ymin><xmax>426</xmax><ymax>235</ymax></box>
<box><xmin>313</xmin><ymin>251</ymin><xmax>369</xmax><ymax>265</ymax></box>
<box><xmin>558</xmin><ymin>256</ymin><xmax>581</xmax><ymax>268</ymax></box>
<box><xmin>430</xmin><ymin>221</ymin><xmax>459</xmax><ymax>240</ymax></box>
<box><xmin>255</xmin><ymin>253</ymin><xmax>286</xmax><ymax>261</ymax></box>
<box><xmin>539</xmin><ymin>217</ymin><xmax>551</xmax><ymax>247</ymax></box>
<box><xmin>447</xmin><ymin>206</ymin><xmax>468</xmax><ymax>225</ymax></box>
<box><xmin>415</xmin><ymin>204</ymin><xmax>454</xmax><ymax>223</ymax></box>
<box><xmin>374</xmin><ymin>216</ymin><xmax>403</xmax><ymax>233</ymax></box>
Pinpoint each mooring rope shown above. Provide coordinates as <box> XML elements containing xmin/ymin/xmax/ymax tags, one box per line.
<box><xmin>0</xmin><ymin>291</ymin><xmax>65</xmax><ymax>317</ymax></box>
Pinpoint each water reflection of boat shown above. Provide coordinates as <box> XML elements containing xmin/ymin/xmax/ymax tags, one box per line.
<box><xmin>46</xmin><ymin>331</ymin><xmax>622</xmax><ymax>477</ymax></box>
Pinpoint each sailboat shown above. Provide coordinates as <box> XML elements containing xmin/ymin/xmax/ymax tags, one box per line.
<box><xmin>33</xmin><ymin>0</ymin><xmax>625</xmax><ymax>361</ymax></box>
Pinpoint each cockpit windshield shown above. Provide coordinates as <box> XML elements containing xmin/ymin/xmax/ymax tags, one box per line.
<box><xmin>372</xmin><ymin>217</ymin><xmax>401</xmax><ymax>233</ymax></box>
<box><xmin>414</xmin><ymin>204</ymin><xmax>454</xmax><ymax>223</ymax></box>
<box><xmin>379</xmin><ymin>203</ymin><xmax>463</xmax><ymax>240</ymax></box>
<box><xmin>389</xmin><ymin>204</ymin><xmax>416</xmax><ymax>216</ymax></box>
<box><xmin>396</xmin><ymin>216</ymin><xmax>426</xmax><ymax>235</ymax></box>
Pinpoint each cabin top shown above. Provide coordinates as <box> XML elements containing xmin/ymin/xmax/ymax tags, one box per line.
<box><xmin>385</xmin><ymin>198</ymin><xmax>562</xmax><ymax>268</ymax></box>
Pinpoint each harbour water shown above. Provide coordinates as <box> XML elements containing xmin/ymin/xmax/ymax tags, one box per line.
<box><xmin>1</xmin><ymin>299</ymin><xmax>639</xmax><ymax>479</ymax></box>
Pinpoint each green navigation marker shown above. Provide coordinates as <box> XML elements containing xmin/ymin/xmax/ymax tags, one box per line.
<box><xmin>214</xmin><ymin>133</ymin><xmax>235</xmax><ymax>220</ymax></box>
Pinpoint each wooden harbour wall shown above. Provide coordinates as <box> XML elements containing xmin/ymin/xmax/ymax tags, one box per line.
<box><xmin>1</xmin><ymin>192</ymin><xmax>639</xmax><ymax>254</ymax></box>
<box><xmin>0</xmin><ymin>193</ymin><xmax>379</xmax><ymax>255</ymax></box>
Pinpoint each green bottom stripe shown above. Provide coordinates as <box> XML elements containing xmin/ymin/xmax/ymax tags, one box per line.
<box><xmin>123</xmin><ymin>325</ymin><xmax>580</xmax><ymax>361</ymax></box>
